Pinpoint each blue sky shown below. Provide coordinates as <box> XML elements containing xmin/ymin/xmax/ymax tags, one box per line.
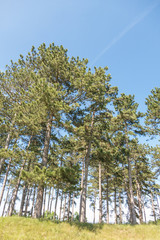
<box><xmin>0</xmin><ymin>0</ymin><xmax>160</xmax><ymax>112</ymax></box>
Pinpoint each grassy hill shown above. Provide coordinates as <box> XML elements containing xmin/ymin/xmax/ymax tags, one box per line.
<box><xmin>0</xmin><ymin>217</ymin><xmax>160</xmax><ymax>240</ymax></box>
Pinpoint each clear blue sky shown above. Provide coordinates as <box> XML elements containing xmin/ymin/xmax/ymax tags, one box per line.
<box><xmin>1</xmin><ymin>0</ymin><xmax>160</xmax><ymax>112</ymax></box>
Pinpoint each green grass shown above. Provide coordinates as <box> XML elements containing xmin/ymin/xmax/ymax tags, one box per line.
<box><xmin>0</xmin><ymin>217</ymin><xmax>160</xmax><ymax>240</ymax></box>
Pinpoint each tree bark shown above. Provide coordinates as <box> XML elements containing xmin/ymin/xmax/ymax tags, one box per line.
<box><xmin>71</xmin><ymin>193</ymin><xmax>75</xmax><ymax>221</ymax></box>
<box><xmin>136</xmin><ymin>179</ymin><xmax>143</xmax><ymax>224</ymax></box>
<box><xmin>119</xmin><ymin>191</ymin><xmax>122</xmax><ymax>224</ymax></box>
<box><xmin>0</xmin><ymin>158</ymin><xmax>12</xmax><ymax>206</ymax></box>
<box><xmin>2</xmin><ymin>180</ymin><xmax>11</xmax><ymax>216</ymax></box>
<box><xmin>63</xmin><ymin>193</ymin><xmax>67</xmax><ymax>221</ymax></box>
<box><xmin>59</xmin><ymin>192</ymin><xmax>63</xmax><ymax>220</ymax></box>
<box><xmin>53</xmin><ymin>188</ymin><xmax>59</xmax><ymax>220</ymax></box>
<box><xmin>80</xmin><ymin>111</ymin><xmax>95</xmax><ymax>222</ymax></box>
<box><xmin>19</xmin><ymin>184</ymin><xmax>28</xmax><ymax>216</ymax></box>
<box><xmin>99</xmin><ymin>161</ymin><xmax>102</xmax><ymax>224</ymax></box>
<box><xmin>151</xmin><ymin>192</ymin><xmax>156</xmax><ymax>222</ymax></box>
<box><xmin>106</xmin><ymin>175</ymin><xmax>109</xmax><ymax>224</ymax></box>
<box><xmin>34</xmin><ymin>114</ymin><xmax>52</xmax><ymax>218</ymax></box>
<box><xmin>67</xmin><ymin>192</ymin><xmax>71</xmax><ymax>221</ymax></box>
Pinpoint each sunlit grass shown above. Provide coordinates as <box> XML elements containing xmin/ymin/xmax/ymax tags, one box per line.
<box><xmin>0</xmin><ymin>217</ymin><xmax>160</xmax><ymax>240</ymax></box>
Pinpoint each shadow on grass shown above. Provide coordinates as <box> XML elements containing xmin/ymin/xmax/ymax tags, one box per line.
<box><xmin>38</xmin><ymin>218</ymin><xmax>103</xmax><ymax>232</ymax></box>
<box><xmin>69</xmin><ymin>221</ymin><xmax>104</xmax><ymax>232</ymax></box>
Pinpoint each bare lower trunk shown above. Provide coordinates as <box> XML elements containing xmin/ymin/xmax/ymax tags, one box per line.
<box><xmin>53</xmin><ymin>188</ymin><xmax>59</xmax><ymax>220</ymax></box>
<box><xmin>119</xmin><ymin>191</ymin><xmax>122</xmax><ymax>224</ymax></box>
<box><xmin>0</xmin><ymin>158</ymin><xmax>12</xmax><ymax>206</ymax></box>
<box><xmin>19</xmin><ymin>184</ymin><xmax>28</xmax><ymax>216</ymax></box>
<box><xmin>80</xmin><ymin>111</ymin><xmax>95</xmax><ymax>223</ymax></box>
<box><xmin>151</xmin><ymin>192</ymin><xmax>156</xmax><ymax>222</ymax></box>
<box><xmin>106</xmin><ymin>175</ymin><xmax>109</xmax><ymax>224</ymax></box>
<box><xmin>99</xmin><ymin>161</ymin><xmax>102</xmax><ymax>224</ymax></box>
<box><xmin>127</xmin><ymin>157</ymin><xmax>136</xmax><ymax>224</ymax></box>
<box><xmin>31</xmin><ymin>186</ymin><xmax>36</xmax><ymax>217</ymax></box>
<box><xmin>49</xmin><ymin>187</ymin><xmax>54</xmax><ymax>213</ymax></box>
<box><xmin>43</xmin><ymin>188</ymin><xmax>47</xmax><ymax>217</ymax></box>
<box><xmin>142</xmin><ymin>196</ymin><xmax>146</xmax><ymax>223</ymax></box>
<box><xmin>67</xmin><ymin>192</ymin><xmax>71</xmax><ymax>221</ymax></box>
<box><xmin>47</xmin><ymin>187</ymin><xmax>51</xmax><ymax>212</ymax></box>
<box><xmin>59</xmin><ymin>193</ymin><xmax>63</xmax><ymax>220</ymax></box>
<box><xmin>71</xmin><ymin>194</ymin><xmax>75</xmax><ymax>221</ymax></box>
<box><xmin>79</xmin><ymin>157</ymin><xmax>85</xmax><ymax>219</ymax></box>
<box><xmin>2</xmin><ymin>181</ymin><xmax>11</xmax><ymax>216</ymax></box>
<box><xmin>34</xmin><ymin>114</ymin><xmax>52</xmax><ymax>218</ymax></box>
<box><xmin>24</xmin><ymin>187</ymin><xmax>32</xmax><ymax>216</ymax></box>
<box><xmin>63</xmin><ymin>193</ymin><xmax>67</xmax><ymax>221</ymax></box>
<box><xmin>93</xmin><ymin>191</ymin><xmax>96</xmax><ymax>224</ymax></box>
<box><xmin>136</xmin><ymin>179</ymin><xmax>143</xmax><ymax>224</ymax></box>
<box><xmin>156</xmin><ymin>195</ymin><xmax>160</xmax><ymax>217</ymax></box>
<box><xmin>114</xmin><ymin>187</ymin><xmax>117</xmax><ymax>224</ymax></box>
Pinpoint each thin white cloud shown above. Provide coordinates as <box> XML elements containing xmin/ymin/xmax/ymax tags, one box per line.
<box><xmin>90</xmin><ymin>1</ymin><xmax>160</xmax><ymax>67</ymax></box>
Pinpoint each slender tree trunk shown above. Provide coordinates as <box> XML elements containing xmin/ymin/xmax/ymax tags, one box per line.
<box><xmin>71</xmin><ymin>193</ymin><xmax>75</xmax><ymax>221</ymax></box>
<box><xmin>99</xmin><ymin>161</ymin><xmax>102</xmax><ymax>224</ymax></box>
<box><xmin>151</xmin><ymin>192</ymin><xmax>156</xmax><ymax>222</ymax></box>
<box><xmin>53</xmin><ymin>188</ymin><xmax>59</xmax><ymax>220</ymax></box>
<box><xmin>19</xmin><ymin>184</ymin><xmax>28</xmax><ymax>216</ymax></box>
<box><xmin>136</xmin><ymin>179</ymin><xmax>143</xmax><ymax>224</ymax></box>
<box><xmin>34</xmin><ymin>114</ymin><xmax>52</xmax><ymax>218</ymax></box>
<box><xmin>93</xmin><ymin>190</ymin><xmax>96</xmax><ymax>224</ymax></box>
<box><xmin>0</xmin><ymin>114</ymin><xmax>16</xmax><ymax>174</ymax></box>
<box><xmin>24</xmin><ymin>187</ymin><xmax>31</xmax><ymax>216</ymax></box>
<box><xmin>31</xmin><ymin>186</ymin><xmax>36</xmax><ymax>217</ymax></box>
<box><xmin>2</xmin><ymin>180</ymin><xmax>11</xmax><ymax>217</ymax></box>
<box><xmin>142</xmin><ymin>196</ymin><xmax>146</xmax><ymax>223</ymax></box>
<box><xmin>119</xmin><ymin>191</ymin><xmax>122</xmax><ymax>224</ymax></box>
<box><xmin>80</xmin><ymin>111</ymin><xmax>95</xmax><ymax>222</ymax></box>
<box><xmin>114</xmin><ymin>187</ymin><xmax>117</xmax><ymax>224</ymax></box>
<box><xmin>0</xmin><ymin>158</ymin><xmax>12</xmax><ymax>206</ymax></box>
<box><xmin>47</xmin><ymin>187</ymin><xmax>51</xmax><ymax>212</ymax></box>
<box><xmin>8</xmin><ymin>136</ymin><xmax>32</xmax><ymax>216</ymax></box>
<box><xmin>79</xmin><ymin>157</ymin><xmax>85</xmax><ymax>220</ymax></box>
<box><xmin>106</xmin><ymin>175</ymin><xmax>109</xmax><ymax>224</ymax></box>
<box><xmin>42</xmin><ymin>188</ymin><xmax>47</xmax><ymax>217</ymax></box>
<box><xmin>59</xmin><ymin>193</ymin><xmax>63</xmax><ymax>220</ymax></box>
<box><xmin>63</xmin><ymin>193</ymin><xmax>67</xmax><ymax>221</ymax></box>
<box><xmin>156</xmin><ymin>195</ymin><xmax>160</xmax><ymax>217</ymax></box>
<box><xmin>67</xmin><ymin>192</ymin><xmax>71</xmax><ymax>221</ymax></box>
<box><xmin>49</xmin><ymin>187</ymin><xmax>54</xmax><ymax>213</ymax></box>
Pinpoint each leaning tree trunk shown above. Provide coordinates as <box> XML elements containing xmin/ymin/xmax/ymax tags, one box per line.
<box><xmin>99</xmin><ymin>161</ymin><xmax>102</xmax><ymax>224</ymax></box>
<box><xmin>80</xmin><ymin>111</ymin><xmax>95</xmax><ymax>223</ymax></box>
<box><xmin>8</xmin><ymin>137</ymin><xmax>32</xmax><ymax>216</ymax></box>
<box><xmin>0</xmin><ymin>158</ymin><xmax>12</xmax><ymax>206</ymax></box>
<box><xmin>2</xmin><ymin>180</ymin><xmax>11</xmax><ymax>217</ymax></box>
<box><xmin>34</xmin><ymin>114</ymin><xmax>53</xmax><ymax>218</ymax></box>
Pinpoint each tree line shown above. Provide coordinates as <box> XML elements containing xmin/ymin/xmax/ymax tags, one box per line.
<box><xmin>0</xmin><ymin>43</ymin><xmax>159</xmax><ymax>224</ymax></box>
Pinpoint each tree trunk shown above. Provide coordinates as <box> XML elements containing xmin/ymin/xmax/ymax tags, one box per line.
<box><xmin>114</xmin><ymin>187</ymin><xmax>117</xmax><ymax>224</ymax></box>
<box><xmin>2</xmin><ymin>180</ymin><xmax>11</xmax><ymax>217</ymax></box>
<box><xmin>59</xmin><ymin>193</ymin><xmax>63</xmax><ymax>220</ymax></box>
<box><xmin>63</xmin><ymin>193</ymin><xmax>67</xmax><ymax>221</ymax></box>
<box><xmin>31</xmin><ymin>186</ymin><xmax>36</xmax><ymax>217</ymax></box>
<box><xmin>79</xmin><ymin>156</ymin><xmax>85</xmax><ymax>220</ymax></box>
<box><xmin>106</xmin><ymin>175</ymin><xmax>109</xmax><ymax>224</ymax></box>
<box><xmin>49</xmin><ymin>187</ymin><xmax>54</xmax><ymax>213</ymax></box>
<box><xmin>99</xmin><ymin>161</ymin><xmax>102</xmax><ymax>224</ymax></box>
<box><xmin>151</xmin><ymin>192</ymin><xmax>156</xmax><ymax>222</ymax></box>
<box><xmin>34</xmin><ymin>114</ymin><xmax>52</xmax><ymax>218</ymax></box>
<box><xmin>119</xmin><ymin>191</ymin><xmax>122</xmax><ymax>224</ymax></box>
<box><xmin>47</xmin><ymin>187</ymin><xmax>51</xmax><ymax>212</ymax></box>
<box><xmin>80</xmin><ymin>111</ymin><xmax>95</xmax><ymax>222</ymax></box>
<box><xmin>24</xmin><ymin>187</ymin><xmax>32</xmax><ymax>216</ymax></box>
<box><xmin>93</xmin><ymin>190</ymin><xmax>96</xmax><ymax>224</ymax></box>
<box><xmin>0</xmin><ymin>158</ymin><xmax>12</xmax><ymax>206</ymax></box>
<box><xmin>19</xmin><ymin>184</ymin><xmax>28</xmax><ymax>216</ymax></box>
<box><xmin>67</xmin><ymin>192</ymin><xmax>71</xmax><ymax>221</ymax></box>
<box><xmin>142</xmin><ymin>196</ymin><xmax>146</xmax><ymax>223</ymax></box>
<box><xmin>53</xmin><ymin>188</ymin><xmax>59</xmax><ymax>220</ymax></box>
<box><xmin>42</xmin><ymin>188</ymin><xmax>47</xmax><ymax>217</ymax></box>
<box><xmin>136</xmin><ymin>179</ymin><xmax>143</xmax><ymax>224</ymax></box>
<box><xmin>71</xmin><ymin>194</ymin><xmax>75</xmax><ymax>221</ymax></box>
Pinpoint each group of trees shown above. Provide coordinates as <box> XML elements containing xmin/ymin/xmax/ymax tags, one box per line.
<box><xmin>0</xmin><ymin>43</ymin><xmax>159</xmax><ymax>224</ymax></box>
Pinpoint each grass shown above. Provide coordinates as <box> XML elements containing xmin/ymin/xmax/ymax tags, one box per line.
<box><xmin>0</xmin><ymin>217</ymin><xmax>160</xmax><ymax>240</ymax></box>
